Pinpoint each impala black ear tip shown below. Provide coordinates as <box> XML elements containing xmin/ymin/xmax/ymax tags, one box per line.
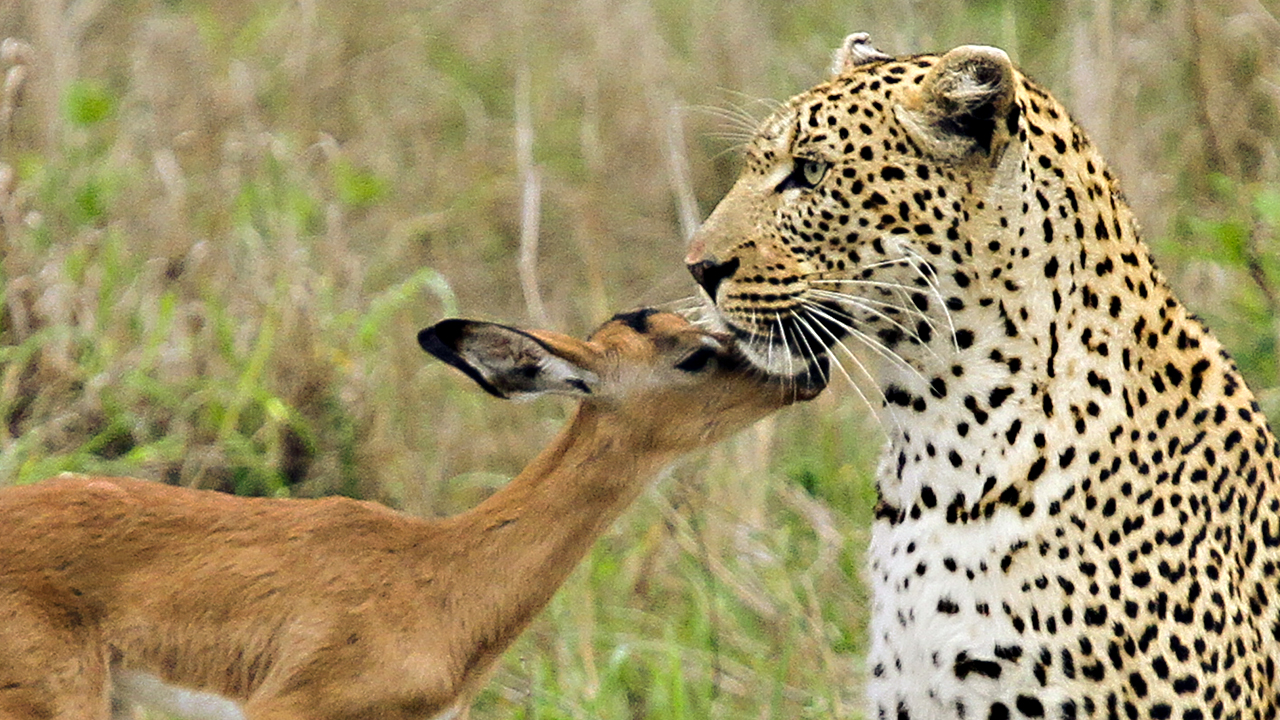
<box><xmin>417</xmin><ymin>326</ymin><xmax>436</xmax><ymax>353</ymax></box>
<box><xmin>418</xmin><ymin>320</ymin><xmax>468</xmax><ymax>360</ymax></box>
<box><xmin>418</xmin><ymin>320</ymin><xmax>514</xmax><ymax>399</ymax></box>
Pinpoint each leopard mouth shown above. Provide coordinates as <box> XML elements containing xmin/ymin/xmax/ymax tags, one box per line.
<box><xmin>726</xmin><ymin>336</ymin><xmax>831</xmax><ymax>401</ymax></box>
<box><xmin>787</xmin><ymin>353</ymin><xmax>831</xmax><ymax>400</ymax></box>
<box><xmin>710</xmin><ymin>299</ymin><xmax>850</xmax><ymax>386</ymax></box>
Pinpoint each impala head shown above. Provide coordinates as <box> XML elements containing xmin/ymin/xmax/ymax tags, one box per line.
<box><xmin>419</xmin><ymin>309</ymin><xmax>825</xmax><ymax>453</ymax></box>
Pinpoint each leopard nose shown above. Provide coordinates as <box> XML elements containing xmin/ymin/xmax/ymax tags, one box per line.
<box><xmin>688</xmin><ymin>257</ymin><xmax>740</xmax><ymax>301</ymax></box>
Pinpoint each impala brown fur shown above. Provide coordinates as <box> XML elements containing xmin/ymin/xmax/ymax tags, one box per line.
<box><xmin>0</xmin><ymin>310</ymin><xmax>821</xmax><ymax>720</ymax></box>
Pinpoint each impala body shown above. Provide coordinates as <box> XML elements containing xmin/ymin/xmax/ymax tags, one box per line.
<box><xmin>0</xmin><ymin>310</ymin><xmax>820</xmax><ymax>720</ymax></box>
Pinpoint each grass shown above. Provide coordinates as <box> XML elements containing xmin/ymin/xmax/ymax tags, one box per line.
<box><xmin>1</xmin><ymin>1</ymin><xmax>1277</xmax><ymax>718</ymax></box>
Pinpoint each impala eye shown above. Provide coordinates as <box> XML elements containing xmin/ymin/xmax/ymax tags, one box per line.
<box><xmin>675</xmin><ymin>346</ymin><xmax>718</xmax><ymax>373</ymax></box>
<box><xmin>777</xmin><ymin>158</ymin><xmax>829</xmax><ymax>192</ymax></box>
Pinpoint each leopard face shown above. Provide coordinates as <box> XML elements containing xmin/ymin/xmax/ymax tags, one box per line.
<box><xmin>690</xmin><ymin>33</ymin><xmax>1280</xmax><ymax>719</ymax></box>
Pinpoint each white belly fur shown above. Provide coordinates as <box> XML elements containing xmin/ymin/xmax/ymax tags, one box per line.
<box><xmin>112</xmin><ymin>671</ymin><xmax>466</xmax><ymax>720</ymax></box>
<box><xmin>113</xmin><ymin>671</ymin><xmax>246</xmax><ymax>720</ymax></box>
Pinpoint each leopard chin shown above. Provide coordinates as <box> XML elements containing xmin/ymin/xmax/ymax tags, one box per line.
<box><xmin>704</xmin><ymin>305</ymin><xmax>838</xmax><ymax>389</ymax></box>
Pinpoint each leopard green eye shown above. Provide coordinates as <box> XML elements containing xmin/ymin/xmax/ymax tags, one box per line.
<box><xmin>777</xmin><ymin>158</ymin><xmax>829</xmax><ymax>192</ymax></box>
<box><xmin>801</xmin><ymin>159</ymin><xmax>828</xmax><ymax>186</ymax></box>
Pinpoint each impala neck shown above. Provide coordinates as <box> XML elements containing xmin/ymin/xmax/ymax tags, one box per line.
<box><xmin>430</xmin><ymin>403</ymin><xmax>671</xmax><ymax>680</ymax></box>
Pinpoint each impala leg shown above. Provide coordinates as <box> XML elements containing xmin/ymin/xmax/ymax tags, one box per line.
<box><xmin>0</xmin><ymin>587</ymin><xmax>111</xmax><ymax>720</ymax></box>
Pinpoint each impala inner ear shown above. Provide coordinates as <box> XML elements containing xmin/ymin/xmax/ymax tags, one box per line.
<box><xmin>896</xmin><ymin>45</ymin><xmax>1018</xmax><ymax>163</ymax></box>
<box><xmin>419</xmin><ymin>320</ymin><xmax>598</xmax><ymax>400</ymax></box>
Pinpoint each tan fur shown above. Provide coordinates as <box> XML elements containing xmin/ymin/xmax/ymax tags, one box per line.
<box><xmin>0</xmin><ymin>312</ymin><xmax>808</xmax><ymax>720</ymax></box>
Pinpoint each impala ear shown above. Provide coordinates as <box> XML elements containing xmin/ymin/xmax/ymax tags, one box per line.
<box><xmin>419</xmin><ymin>320</ymin><xmax>599</xmax><ymax>400</ymax></box>
<box><xmin>896</xmin><ymin>45</ymin><xmax>1018</xmax><ymax>162</ymax></box>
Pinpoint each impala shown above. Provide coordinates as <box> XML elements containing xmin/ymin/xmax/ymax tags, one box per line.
<box><xmin>0</xmin><ymin>309</ymin><xmax>822</xmax><ymax>720</ymax></box>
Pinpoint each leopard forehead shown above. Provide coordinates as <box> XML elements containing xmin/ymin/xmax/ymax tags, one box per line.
<box><xmin>744</xmin><ymin>52</ymin><xmax>1082</xmax><ymax>206</ymax></box>
<box><xmin>746</xmin><ymin>55</ymin><xmax>938</xmax><ymax>171</ymax></box>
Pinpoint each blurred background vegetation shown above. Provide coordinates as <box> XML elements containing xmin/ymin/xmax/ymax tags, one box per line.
<box><xmin>0</xmin><ymin>1</ymin><xmax>1277</xmax><ymax>718</ymax></box>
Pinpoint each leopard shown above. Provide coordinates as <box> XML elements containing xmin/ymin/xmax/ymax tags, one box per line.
<box><xmin>686</xmin><ymin>32</ymin><xmax>1280</xmax><ymax>720</ymax></box>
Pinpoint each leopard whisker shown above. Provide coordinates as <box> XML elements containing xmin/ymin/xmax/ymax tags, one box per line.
<box><xmin>899</xmin><ymin>246</ymin><xmax>959</xmax><ymax>350</ymax></box>
<box><xmin>765</xmin><ymin>313</ymin><xmax>801</xmax><ymax>399</ymax></box>
<box><xmin>786</xmin><ymin>309</ymin><xmax>828</xmax><ymax>402</ymax></box>
<box><xmin>653</xmin><ymin>297</ymin><xmax>720</xmax><ymax>330</ymax></box>
<box><xmin>808</xmin><ymin>278</ymin><xmax>939</xmax><ymax>332</ymax></box>
<box><xmin>791</xmin><ymin>309</ymin><xmax>890</xmax><ymax>429</ymax></box>
<box><xmin>859</xmin><ymin>256</ymin><xmax>917</xmax><ymax>271</ymax></box>
<box><xmin>762</xmin><ymin>310</ymin><xmax>777</xmax><ymax>378</ymax></box>
<box><xmin>709</xmin><ymin>89</ymin><xmax>784</xmax><ymax>117</ymax></box>
<box><xmin>805</xmin><ymin>290</ymin><xmax>945</xmax><ymax>366</ymax></box>
<box><xmin>787</xmin><ymin>309</ymin><xmax>829</xmax><ymax>383</ymax></box>
<box><xmin>773</xmin><ymin>313</ymin><xmax>796</xmax><ymax>381</ymax></box>
<box><xmin>687</xmin><ymin>101</ymin><xmax>770</xmax><ymax>140</ymax></box>
<box><xmin>809</xmin><ymin>278</ymin><xmax>953</xmax><ymax>359</ymax></box>
<box><xmin>702</xmin><ymin>130</ymin><xmax>758</xmax><ymax>143</ymax></box>
<box><xmin>654</xmin><ymin>295</ymin><xmax>707</xmax><ymax>312</ymax></box>
<box><xmin>807</xmin><ymin>287</ymin><xmax>939</xmax><ymax>334</ymax></box>
<box><xmin>708</xmin><ymin>142</ymin><xmax>748</xmax><ymax>163</ymax></box>
<box><xmin>799</xmin><ymin>300</ymin><xmax>929</xmax><ymax>388</ymax></box>
<box><xmin>809</xmin><ymin>277</ymin><xmax>939</xmax><ymax>312</ymax></box>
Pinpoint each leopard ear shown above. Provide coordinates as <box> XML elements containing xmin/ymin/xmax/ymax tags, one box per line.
<box><xmin>896</xmin><ymin>45</ymin><xmax>1018</xmax><ymax>163</ymax></box>
<box><xmin>831</xmin><ymin>32</ymin><xmax>890</xmax><ymax>76</ymax></box>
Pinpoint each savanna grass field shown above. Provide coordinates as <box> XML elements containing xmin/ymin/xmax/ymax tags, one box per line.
<box><xmin>1</xmin><ymin>1</ymin><xmax>1278</xmax><ymax>717</ymax></box>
